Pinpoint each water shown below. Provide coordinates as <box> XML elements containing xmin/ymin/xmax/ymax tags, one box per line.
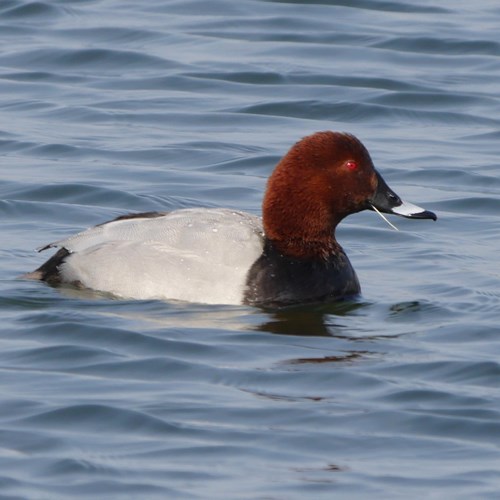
<box><xmin>1</xmin><ymin>0</ymin><xmax>500</xmax><ymax>498</ymax></box>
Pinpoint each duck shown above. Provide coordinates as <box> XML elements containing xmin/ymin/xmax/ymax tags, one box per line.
<box><xmin>25</xmin><ymin>131</ymin><xmax>436</xmax><ymax>307</ymax></box>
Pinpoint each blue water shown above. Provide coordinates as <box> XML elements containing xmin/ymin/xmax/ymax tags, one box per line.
<box><xmin>1</xmin><ymin>0</ymin><xmax>500</xmax><ymax>498</ymax></box>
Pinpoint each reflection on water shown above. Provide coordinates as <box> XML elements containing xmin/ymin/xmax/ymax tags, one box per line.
<box><xmin>287</xmin><ymin>352</ymin><xmax>367</xmax><ymax>365</ymax></box>
<box><xmin>254</xmin><ymin>301</ymin><xmax>369</xmax><ymax>336</ymax></box>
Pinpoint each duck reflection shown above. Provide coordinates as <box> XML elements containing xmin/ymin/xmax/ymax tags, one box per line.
<box><xmin>253</xmin><ymin>300</ymin><xmax>367</xmax><ymax>337</ymax></box>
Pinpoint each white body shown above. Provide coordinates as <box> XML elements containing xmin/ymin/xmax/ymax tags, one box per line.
<box><xmin>45</xmin><ymin>208</ymin><xmax>265</xmax><ymax>305</ymax></box>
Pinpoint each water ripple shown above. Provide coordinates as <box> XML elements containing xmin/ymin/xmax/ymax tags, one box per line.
<box><xmin>374</xmin><ymin>36</ymin><xmax>500</xmax><ymax>56</ymax></box>
<box><xmin>2</xmin><ymin>0</ymin><xmax>500</xmax><ymax>497</ymax></box>
<box><xmin>0</xmin><ymin>47</ymin><xmax>172</xmax><ymax>72</ymax></box>
<box><xmin>1</xmin><ymin>1</ymin><xmax>68</xmax><ymax>19</ymax></box>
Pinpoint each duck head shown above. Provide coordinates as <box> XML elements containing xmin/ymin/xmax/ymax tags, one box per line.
<box><xmin>263</xmin><ymin>131</ymin><xmax>436</xmax><ymax>259</ymax></box>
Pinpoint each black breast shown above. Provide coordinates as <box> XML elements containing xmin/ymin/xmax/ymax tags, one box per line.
<box><xmin>243</xmin><ymin>240</ymin><xmax>360</xmax><ymax>307</ymax></box>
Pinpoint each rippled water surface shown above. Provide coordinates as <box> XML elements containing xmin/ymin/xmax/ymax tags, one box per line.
<box><xmin>2</xmin><ymin>0</ymin><xmax>500</xmax><ymax>498</ymax></box>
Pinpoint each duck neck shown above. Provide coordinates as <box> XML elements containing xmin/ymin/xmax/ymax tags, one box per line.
<box><xmin>264</xmin><ymin>235</ymin><xmax>342</xmax><ymax>260</ymax></box>
<box><xmin>262</xmin><ymin>150</ymin><xmax>353</xmax><ymax>260</ymax></box>
<box><xmin>263</xmin><ymin>198</ymin><xmax>343</xmax><ymax>260</ymax></box>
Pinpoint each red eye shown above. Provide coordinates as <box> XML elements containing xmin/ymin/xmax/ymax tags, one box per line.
<box><xmin>345</xmin><ymin>160</ymin><xmax>358</xmax><ymax>171</ymax></box>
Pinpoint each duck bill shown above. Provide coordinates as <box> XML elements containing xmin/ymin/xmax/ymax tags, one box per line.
<box><xmin>369</xmin><ymin>171</ymin><xmax>437</xmax><ymax>221</ymax></box>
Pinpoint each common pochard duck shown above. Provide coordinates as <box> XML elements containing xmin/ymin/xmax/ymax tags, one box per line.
<box><xmin>26</xmin><ymin>131</ymin><xmax>436</xmax><ymax>306</ymax></box>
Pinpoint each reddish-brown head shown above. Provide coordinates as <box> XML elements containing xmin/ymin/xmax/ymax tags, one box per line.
<box><xmin>263</xmin><ymin>131</ymin><xmax>378</xmax><ymax>259</ymax></box>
